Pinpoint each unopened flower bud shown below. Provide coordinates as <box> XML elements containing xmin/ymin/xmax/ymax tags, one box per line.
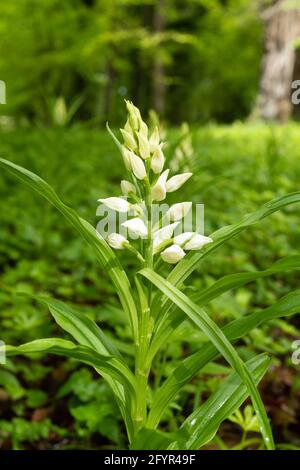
<box><xmin>107</xmin><ymin>233</ymin><xmax>128</xmax><ymax>250</ymax></box>
<box><xmin>153</xmin><ymin>222</ymin><xmax>179</xmax><ymax>254</ymax></box>
<box><xmin>98</xmin><ymin>197</ymin><xmax>130</xmax><ymax>213</ymax></box>
<box><xmin>130</xmin><ymin>152</ymin><xmax>147</xmax><ymax>180</ymax></box>
<box><xmin>122</xmin><ymin>146</ymin><xmax>132</xmax><ymax>170</ymax></box>
<box><xmin>174</xmin><ymin>232</ymin><xmax>213</xmax><ymax>250</ymax></box>
<box><xmin>185</xmin><ymin>234</ymin><xmax>213</xmax><ymax>250</ymax></box>
<box><xmin>120</xmin><ymin>128</ymin><xmax>137</xmax><ymax>151</ymax></box>
<box><xmin>139</xmin><ymin>120</ymin><xmax>148</xmax><ymax>139</ymax></box>
<box><xmin>161</xmin><ymin>244</ymin><xmax>186</xmax><ymax>264</ymax></box>
<box><xmin>124</xmin><ymin>119</ymin><xmax>134</xmax><ymax>135</ymax></box>
<box><xmin>121</xmin><ymin>180</ymin><xmax>136</xmax><ymax>196</ymax></box>
<box><xmin>151</xmin><ymin>182</ymin><xmax>166</xmax><ymax>202</ymax></box>
<box><xmin>149</xmin><ymin>126</ymin><xmax>160</xmax><ymax>152</ymax></box>
<box><xmin>166</xmin><ymin>172</ymin><xmax>192</xmax><ymax>192</ymax></box>
<box><xmin>137</xmin><ymin>132</ymin><xmax>150</xmax><ymax>160</ymax></box>
<box><xmin>125</xmin><ymin>100</ymin><xmax>141</xmax><ymax>131</ymax></box>
<box><xmin>151</xmin><ymin>145</ymin><xmax>164</xmax><ymax>174</ymax></box>
<box><xmin>122</xmin><ymin>217</ymin><xmax>148</xmax><ymax>238</ymax></box>
<box><xmin>167</xmin><ymin>202</ymin><xmax>192</xmax><ymax>221</ymax></box>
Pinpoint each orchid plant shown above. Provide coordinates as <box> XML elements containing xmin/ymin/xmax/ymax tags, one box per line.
<box><xmin>1</xmin><ymin>102</ymin><xmax>300</xmax><ymax>450</ymax></box>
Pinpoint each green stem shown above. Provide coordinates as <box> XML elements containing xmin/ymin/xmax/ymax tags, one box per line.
<box><xmin>132</xmin><ymin>172</ymin><xmax>154</xmax><ymax>437</ymax></box>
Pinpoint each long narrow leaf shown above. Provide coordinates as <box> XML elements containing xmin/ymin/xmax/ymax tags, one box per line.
<box><xmin>0</xmin><ymin>158</ymin><xmax>138</xmax><ymax>339</ymax></box>
<box><xmin>1</xmin><ymin>338</ymin><xmax>135</xmax><ymax>391</ymax></box>
<box><xmin>151</xmin><ymin>255</ymin><xmax>300</xmax><ymax>359</ymax></box>
<box><xmin>170</xmin><ymin>191</ymin><xmax>300</xmax><ymax>286</ymax></box>
<box><xmin>140</xmin><ymin>268</ymin><xmax>275</xmax><ymax>450</ymax></box>
<box><xmin>177</xmin><ymin>354</ymin><xmax>271</xmax><ymax>450</ymax></box>
<box><xmin>148</xmin><ymin>289</ymin><xmax>300</xmax><ymax>428</ymax></box>
<box><xmin>153</xmin><ymin>192</ymin><xmax>300</xmax><ymax>335</ymax></box>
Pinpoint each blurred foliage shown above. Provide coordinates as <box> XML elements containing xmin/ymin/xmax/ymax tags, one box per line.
<box><xmin>0</xmin><ymin>122</ymin><xmax>300</xmax><ymax>448</ymax></box>
<box><xmin>0</xmin><ymin>0</ymin><xmax>263</xmax><ymax>125</ymax></box>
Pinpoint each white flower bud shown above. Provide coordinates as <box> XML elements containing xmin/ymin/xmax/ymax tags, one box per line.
<box><xmin>122</xmin><ymin>146</ymin><xmax>132</xmax><ymax>170</ymax></box>
<box><xmin>161</xmin><ymin>245</ymin><xmax>186</xmax><ymax>264</ymax></box>
<box><xmin>174</xmin><ymin>232</ymin><xmax>213</xmax><ymax>250</ymax></box>
<box><xmin>151</xmin><ymin>145</ymin><xmax>164</xmax><ymax>174</ymax></box>
<box><xmin>139</xmin><ymin>120</ymin><xmax>148</xmax><ymax>139</ymax></box>
<box><xmin>124</xmin><ymin>119</ymin><xmax>134</xmax><ymax>135</ymax></box>
<box><xmin>158</xmin><ymin>169</ymin><xmax>169</xmax><ymax>185</ymax></box>
<box><xmin>137</xmin><ymin>132</ymin><xmax>150</xmax><ymax>159</ymax></box>
<box><xmin>98</xmin><ymin>197</ymin><xmax>130</xmax><ymax>213</ymax></box>
<box><xmin>166</xmin><ymin>172</ymin><xmax>192</xmax><ymax>192</ymax></box>
<box><xmin>107</xmin><ymin>233</ymin><xmax>128</xmax><ymax>250</ymax></box>
<box><xmin>184</xmin><ymin>234</ymin><xmax>213</xmax><ymax>250</ymax></box>
<box><xmin>167</xmin><ymin>202</ymin><xmax>192</xmax><ymax>221</ymax></box>
<box><xmin>151</xmin><ymin>182</ymin><xmax>166</xmax><ymax>202</ymax></box>
<box><xmin>173</xmin><ymin>232</ymin><xmax>194</xmax><ymax>246</ymax></box>
<box><xmin>121</xmin><ymin>180</ymin><xmax>136</xmax><ymax>196</ymax></box>
<box><xmin>125</xmin><ymin>100</ymin><xmax>140</xmax><ymax>130</ymax></box>
<box><xmin>122</xmin><ymin>217</ymin><xmax>148</xmax><ymax>238</ymax></box>
<box><xmin>153</xmin><ymin>222</ymin><xmax>179</xmax><ymax>254</ymax></box>
<box><xmin>130</xmin><ymin>152</ymin><xmax>147</xmax><ymax>180</ymax></box>
<box><xmin>120</xmin><ymin>128</ymin><xmax>137</xmax><ymax>151</ymax></box>
<box><xmin>149</xmin><ymin>126</ymin><xmax>160</xmax><ymax>152</ymax></box>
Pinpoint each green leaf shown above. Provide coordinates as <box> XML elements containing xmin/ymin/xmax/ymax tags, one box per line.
<box><xmin>153</xmin><ymin>192</ymin><xmax>300</xmax><ymax>338</ymax></box>
<box><xmin>0</xmin><ymin>158</ymin><xmax>138</xmax><ymax>340</ymax></box>
<box><xmin>191</xmin><ymin>255</ymin><xmax>300</xmax><ymax>307</ymax></box>
<box><xmin>130</xmin><ymin>427</ymin><xmax>185</xmax><ymax>450</ymax></box>
<box><xmin>31</xmin><ymin>294</ymin><xmax>130</xmax><ymax>423</ymax></box>
<box><xmin>2</xmin><ymin>338</ymin><xmax>135</xmax><ymax>391</ymax></box>
<box><xmin>178</xmin><ymin>354</ymin><xmax>271</xmax><ymax>450</ymax></box>
<box><xmin>170</xmin><ymin>191</ymin><xmax>300</xmax><ymax>286</ymax></box>
<box><xmin>0</xmin><ymin>369</ymin><xmax>25</xmax><ymax>400</ymax></box>
<box><xmin>151</xmin><ymin>255</ymin><xmax>300</xmax><ymax>359</ymax></box>
<box><xmin>148</xmin><ymin>289</ymin><xmax>300</xmax><ymax>429</ymax></box>
<box><xmin>33</xmin><ymin>295</ymin><xmax>121</xmax><ymax>358</ymax></box>
<box><xmin>140</xmin><ymin>268</ymin><xmax>274</xmax><ymax>450</ymax></box>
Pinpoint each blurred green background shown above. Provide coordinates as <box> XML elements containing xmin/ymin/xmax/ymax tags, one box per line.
<box><xmin>0</xmin><ymin>0</ymin><xmax>300</xmax><ymax>450</ymax></box>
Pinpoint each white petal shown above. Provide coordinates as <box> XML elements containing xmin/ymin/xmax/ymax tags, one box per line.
<box><xmin>167</xmin><ymin>202</ymin><xmax>192</xmax><ymax>221</ymax></box>
<box><xmin>149</xmin><ymin>126</ymin><xmax>160</xmax><ymax>152</ymax></box>
<box><xmin>185</xmin><ymin>234</ymin><xmax>213</xmax><ymax>250</ymax></box>
<box><xmin>98</xmin><ymin>197</ymin><xmax>130</xmax><ymax>213</ymax></box>
<box><xmin>137</xmin><ymin>132</ymin><xmax>150</xmax><ymax>159</ymax></box>
<box><xmin>107</xmin><ymin>233</ymin><xmax>128</xmax><ymax>250</ymax></box>
<box><xmin>130</xmin><ymin>152</ymin><xmax>147</xmax><ymax>180</ymax></box>
<box><xmin>166</xmin><ymin>173</ymin><xmax>192</xmax><ymax>192</ymax></box>
<box><xmin>157</xmin><ymin>169</ymin><xmax>170</xmax><ymax>185</ymax></box>
<box><xmin>120</xmin><ymin>180</ymin><xmax>136</xmax><ymax>196</ymax></box>
<box><xmin>121</xmin><ymin>146</ymin><xmax>132</xmax><ymax>171</ymax></box>
<box><xmin>122</xmin><ymin>217</ymin><xmax>148</xmax><ymax>238</ymax></box>
<box><xmin>174</xmin><ymin>232</ymin><xmax>195</xmax><ymax>246</ymax></box>
<box><xmin>161</xmin><ymin>245</ymin><xmax>186</xmax><ymax>264</ymax></box>
<box><xmin>120</xmin><ymin>128</ymin><xmax>137</xmax><ymax>151</ymax></box>
<box><xmin>151</xmin><ymin>145</ymin><xmax>165</xmax><ymax>173</ymax></box>
<box><xmin>151</xmin><ymin>182</ymin><xmax>166</xmax><ymax>202</ymax></box>
<box><xmin>153</xmin><ymin>222</ymin><xmax>179</xmax><ymax>254</ymax></box>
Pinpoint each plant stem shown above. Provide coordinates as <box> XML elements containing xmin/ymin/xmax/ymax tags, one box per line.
<box><xmin>132</xmin><ymin>177</ymin><xmax>154</xmax><ymax>437</ymax></box>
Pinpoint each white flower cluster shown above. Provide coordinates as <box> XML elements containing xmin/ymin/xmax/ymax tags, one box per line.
<box><xmin>98</xmin><ymin>101</ymin><xmax>212</xmax><ymax>264</ymax></box>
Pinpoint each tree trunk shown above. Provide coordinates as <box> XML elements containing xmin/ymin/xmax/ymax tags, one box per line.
<box><xmin>153</xmin><ymin>0</ymin><xmax>166</xmax><ymax>116</ymax></box>
<box><xmin>257</xmin><ymin>0</ymin><xmax>300</xmax><ymax>122</ymax></box>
